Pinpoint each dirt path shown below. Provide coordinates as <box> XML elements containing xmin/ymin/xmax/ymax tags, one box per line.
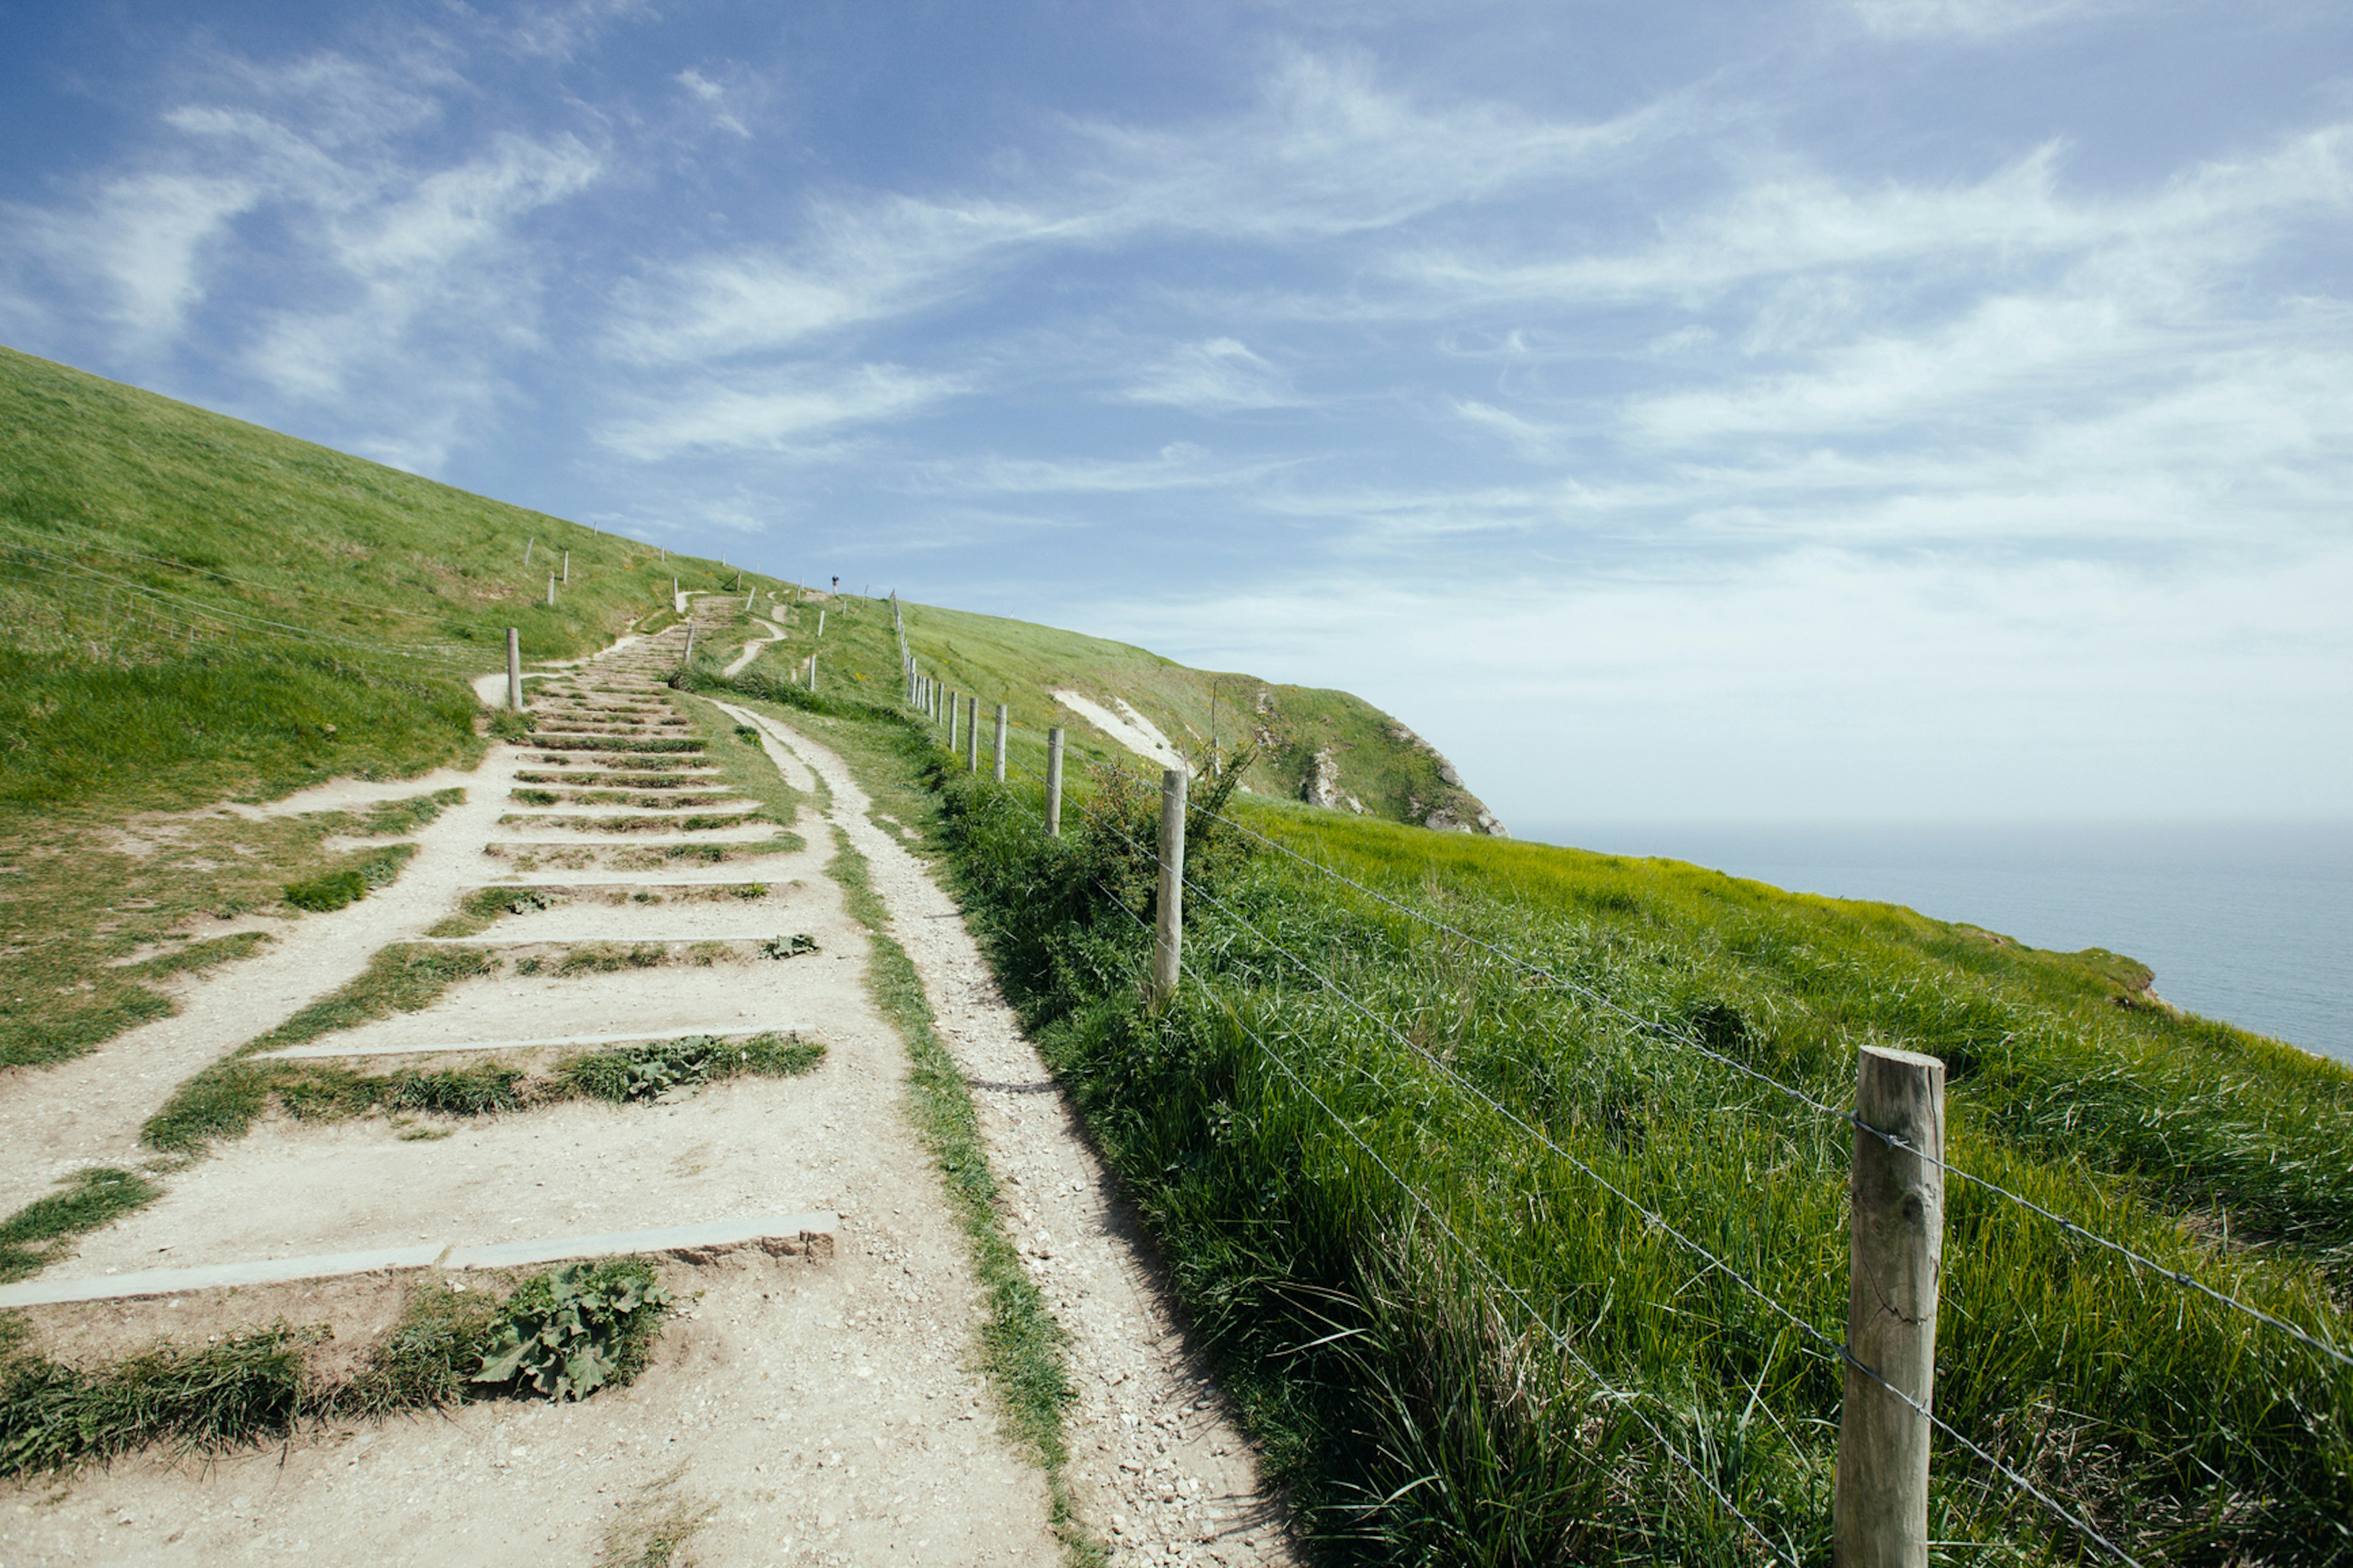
<box><xmin>729</xmin><ymin>704</ymin><xmax>1298</xmax><ymax>1568</ymax></box>
<box><xmin>2</xmin><ymin>608</ymin><xmax>1058</xmax><ymax>1566</ymax></box>
<box><xmin>4</xmin><ymin>597</ymin><xmax>1297</xmax><ymax>1567</ymax></box>
<box><xmin>0</xmin><ymin>762</ymin><xmax>520</xmax><ymax>1218</ymax></box>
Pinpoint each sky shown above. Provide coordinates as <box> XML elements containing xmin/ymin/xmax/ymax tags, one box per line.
<box><xmin>2</xmin><ymin>0</ymin><xmax>2349</xmax><ymax>828</ymax></box>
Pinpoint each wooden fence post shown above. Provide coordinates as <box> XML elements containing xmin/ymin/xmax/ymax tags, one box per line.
<box><xmin>546</xmin><ymin>573</ymin><xmax>555</xmax><ymax>607</ymax></box>
<box><xmin>949</xmin><ymin>694</ymin><xmax>960</xmax><ymax>749</ymax></box>
<box><xmin>808</xmin><ymin>654</ymin><xmax>817</xmax><ymax>692</ymax></box>
<box><xmin>506</xmin><ymin>627</ymin><xmax>522</xmax><ymax>711</ymax></box>
<box><xmin>683</xmin><ymin>625</ymin><xmax>694</xmax><ymax>661</ymax></box>
<box><xmin>1151</xmin><ymin>768</ymin><xmax>1186</xmax><ymax>1004</ymax></box>
<box><xmin>1834</xmin><ymin>1045</ymin><xmax>1946</xmax><ymax>1568</ymax></box>
<box><xmin>965</xmin><ymin>696</ymin><xmax>979</xmax><ymax>773</ymax></box>
<box><xmin>993</xmin><ymin>703</ymin><xmax>1008</xmax><ymax>782</ymax></box>
<box><xmin>525</xmin><ymin>537</ymin><xmax>534</xmax><ymax>565</ymax></box>
<box><xmin>817</xmin><ymin>609</ymin><xmax>825</xmax><ymax>638</ymax></box>
<box><xmin>563</xmin><ymin>550</ymin><xmax>569</xmax><ymax>585</ymax></box>
<box><xmin>1046</xmin><ymin>726</ymin><xmax>1065</xmax><ymax>837</ymax></box>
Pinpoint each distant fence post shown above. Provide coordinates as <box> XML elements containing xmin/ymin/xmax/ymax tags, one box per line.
<box><xmin>1045</xmin><ymin>726</ymin><xmax>1065</xmax><ymax>837</ymax></box>
<box><xmin>563</xmin><ymin>550</ymin><xmax>569</xmax><ymax>585</ymax></box>
<box><xmin>817</xmin><ymin>609</ymin><xmax>825</xmax><ymax>638</ymax></box>
<box><xmin>808</xmin><ymin>654</ymin><xmax>817</xmax><ymax>692</ymax></box>
<box><xmin>547</xmin><ymin>573</ymin><xmax>556</xmax><ymax>607</ymax></box>
<box><xmin>525</xmin><ymin>537</ymin><xmax>534</xmax><ymax>565</ymax></box>
<box><xmin>506</xmin><ymin>627</ymin><xmax>523</xmax><ymax>710</ymax></box>
<box><xmin>948</xmin><ymin>692</ymin><xmax>960</xmax><ymax>749</ymax></box>
<box><xmin>1151</xmin><ymin>768</ymin><xmax>1187</xmax><ymax>1004</ymax></box>
<box><xmin>993</xmin><ymin>703</ymin><xmax>1007</xmax><ymax>782</ymax></box>
<box><xmin>1834</xmin><ymin>1045</ymin><xmax>1946</xmax><ymax>1568</ymax></box>
<box><xmin>965</xmin><ymin>696</ymin><xmax>979</xmax><ymax>773</ymax></box>
<box><xmin>683</xmin><ymin>625</ymin><xmax>695</xmax><ymax>661</ymax></box>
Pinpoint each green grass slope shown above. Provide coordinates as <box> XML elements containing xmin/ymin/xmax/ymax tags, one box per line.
<box><xmin>916</xmin><ymin>752</ymin><xmax>2353</xmax><ymax>1568</ymax></box>
<box><xmin>892</xmin><ymin>600</ymin><xmax>1501</xmax><ymax>830</ymax></box>
<box><xmin>0</xmin><ymin>346</ymin><xmax>767</xmax><ymax>1070</ymax></box>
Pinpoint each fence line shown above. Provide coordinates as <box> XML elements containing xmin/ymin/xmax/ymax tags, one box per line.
<box><xmin>1199</xmin><ymin>801</ymin><xmax>2353</xmax><ymax>1373</ymax></box>
<box><xmin>4</xmin><ymin>547</ymin><xmax>489</xmax><ymax>674</ymax></box>
<box><xmin>892</xmin><ymin>645</ymin><xmax>2338</xmax><ymax>1564</ymax></box>
<box><xmin>988</xmin><ymin>751</ymin><xmax>1808</xmax><ymax>1567</ymax></box>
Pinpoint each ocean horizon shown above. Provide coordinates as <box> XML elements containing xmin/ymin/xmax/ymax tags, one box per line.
<box><xmin>1510</xmin><ymin>820</ymin><xmax>2353</xmax><ymax>1066</ymax></box>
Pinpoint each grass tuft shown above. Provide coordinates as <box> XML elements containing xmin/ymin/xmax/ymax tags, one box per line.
<box><xmin>0</xmin><ymin>1168</ymin><xmax>162</xmax><ymax>1282</ymax></box>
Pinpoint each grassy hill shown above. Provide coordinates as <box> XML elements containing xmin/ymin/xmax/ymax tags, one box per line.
<box><xmin>0</xmin><ymin>344</ymin><xmax>1492</xmax><ymax>1073</ymax></box>
<box><xmin>6</xmin><ymin>343</ymin><xmax>2347</xmax><ymax>1562</ymax></box>
<box><xmin>889</xmin><ymin>745</ymin><xmax>2353</xmax><ymax>1567</ymax></box>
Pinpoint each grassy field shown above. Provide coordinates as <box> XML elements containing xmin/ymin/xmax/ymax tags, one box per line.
<box><xmin>904</xmin><ymin>747</ymin><xmax>2353</xmax><ymax>1567</ymax></box>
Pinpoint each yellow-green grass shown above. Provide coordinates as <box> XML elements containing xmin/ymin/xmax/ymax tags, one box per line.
<box><xmin>931</xmin><ymin>757</ymin><xmax>2353</xmax><ymax>1567</ymax></box>
<box><xmin>895</xmin><ymin>600</ymin><xmax>1489</xmax><ymax>827</ymax></box>
<box><xmin>0</xmin><ymin>789</ymin><xmax>458</xmax><ymax>1070</ymax></box>
<box><xmin>0</xmin><ymin>346</ymin><xmax>802</xmax><ymax>1075</ymax></box>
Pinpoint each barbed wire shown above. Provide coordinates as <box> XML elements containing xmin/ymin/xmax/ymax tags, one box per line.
<box><xmin>985</xmin><ymin>748</ymin><xmax>1806</xmax><ymax>1567</ymax></box>
<box><xmin>2</xmin><ymin>543</ymin><xmax>492</xmax><ymax>674</ymax></box>
<box><xmin>1199</xmin><ymin>803</ymin><xmax>2353</xmax><ymax>1374</ymax></box>
<box><xmin>898</xmin><ymin>657</ymin><xmax>2336</xmax><ymax>1562</ymax></box>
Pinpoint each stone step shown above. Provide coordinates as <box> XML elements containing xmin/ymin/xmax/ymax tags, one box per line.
<box><xmin>0</xmin><ymin>1212</ymin><xmax>839</xmax><ymax>1308</ymax></box>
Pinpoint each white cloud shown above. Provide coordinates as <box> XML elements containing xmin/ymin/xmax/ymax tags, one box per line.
<box><xmin>19</xmin><ymin>172</ymin><xmax>261</xmax><ymax>341</ymax></box>
<box><xmin>594</xmin><ymin>363</ymin><xmax>964</xmax><ymax>460</ymax></box>
<box><xmin>1847</xmin><ymin>0</ymin><xmax>2110</xmax><ymax>40</ymax></box>
<box><xmin>905</xmin><ymin>441</ymin><xmax>1287</xmax><ymax>494</ymax></box>
<box><xmin>1120</xmin><ymin>338</ymin><xmax>1303</xmax><ymax>411</ymax></box>
<box><xmin>0</xmin><ymin>43</ymin><xmax>608</xmax><ymax>468</ymax></box>
<box><xmin>605</xmin><ymin>51</ymin><xmax>1665</xmax><ymax>366</ymax></box>
<box><xmin>1082</xmin><ymin>540</ymin><xmax>2353</xmax><ymax>822</ymax></box>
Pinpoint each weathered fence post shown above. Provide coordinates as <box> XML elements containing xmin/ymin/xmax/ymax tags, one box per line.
<box><xmin>1151</xmin><ymin>768</ymin><xmax>1186</xmax><ymax>1004</ymax></box>
<box><xmin>1045</xmin><ymin>726</ymin><xmax>1065</xmax><ymax>837</ymax></box>
<box><xmin>683</xmin><ymin>625</ymin><xmax>695</xmax><ymax>661</ymax></box>
<box><xmin>808</xmin><ymin>654</ymin><xmax>817</xmax><ymax>692</ymax></box>
<box><xmin>525</xmin><ymin>537</ymin><xmax>534</xmax><ymax>565</ymax></box>
<box><xmin>993</xmin><ymin>703</ymin><xmax>1008</xmax><ymax>782</ymax></box>
<box><xmin>1834</xmin><ymin>1045</ymin><xmax>1946</xmax><ymax>1568</ymax></box>
<box><xmin>506</xmin><ymin>627</ymin><xmax>522</xmax><ymax>710</ymax></box>
<box><xmin>562</xmin><ymin>550</ymin><xmax>569</xmax><ymax>585</ymax></box>
<box><xmin>948</xmin><ymin>694</ymin><xmax>960</xmax><ymax>749</ymax></box>
<box><xmin>965</xmin><ymin>696</ymin><xmax>979</xmax><ymax>773</ymax></box>
<box><xmin>817</xmin><ymin>609</ymin><xmax>825</xmax><ymax>638</ymax></box>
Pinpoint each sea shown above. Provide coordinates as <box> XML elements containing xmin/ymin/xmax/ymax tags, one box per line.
<box><xmin>1510</xmin><ymin>822</ymin><xmax>2353</xmax><ymax>1065</ymax></box>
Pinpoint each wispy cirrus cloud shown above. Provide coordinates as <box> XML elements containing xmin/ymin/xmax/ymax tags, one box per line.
<box><xmin>594</xmin><ymin>363</ymin><xmax>965</xmax><ymax>460</ymax></box>
<box><xmin>904</xmin><ymin>441</ymin><xmax>1292</xmax><ymax>495</ymax></box>
<box><xmin>604</xmin><ymin>53</ymin><xmax>1672</xmax><ymax>368</ymax></box>
<box><xmin>1119</xmin><ymin>338</ymin><xmax>1306</xmax><ymax>411</ymax></box>
<box><xmin>1845</xmin><ymin>0</ymin><xmax>2114</xmax><ymax>40</ymax></box>
<box><xmin>0</xmin><ymin>37</ymin><xmax>607</xmax><ymax>468</ymax></box>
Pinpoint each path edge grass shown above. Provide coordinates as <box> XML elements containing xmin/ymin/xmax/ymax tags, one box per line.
<box><xmin>825</xmin><ymin>820</ymin><xmax>1105</xmax><ymax>1568</ymax></box>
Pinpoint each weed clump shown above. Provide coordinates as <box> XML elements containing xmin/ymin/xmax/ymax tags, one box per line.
<box><xmin>561</xmin><ymin>1032</ymin><xmax>821</xmax><ymax>1104</ymax></box>
<box><xmin>0</xmin><ymin>1260</ymin><xmax>675</xmax><ymax>1479</ymax></box>
<box><xmin>470</xmin><ymin>1260</ymin><xmax>669</xmax><ymax>1401</ymax></box>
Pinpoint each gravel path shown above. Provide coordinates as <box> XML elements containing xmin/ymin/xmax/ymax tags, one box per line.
<box><xmin>732</xmin><ymin>705</ymin><xmax>1299</xmax><ymax>1568</ymax></box>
